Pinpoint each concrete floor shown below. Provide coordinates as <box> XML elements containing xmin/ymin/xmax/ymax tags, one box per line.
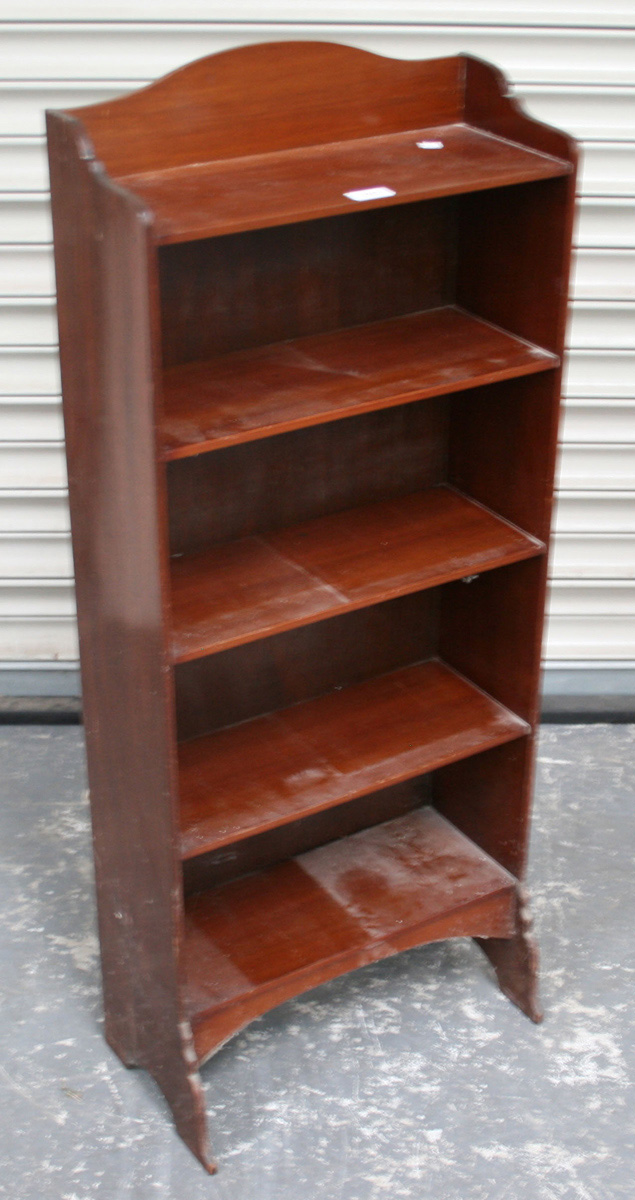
<box><xmin>1</xmin><ymin>725</ymin><xmax>633</xmax><ymax>1200</ymax></box>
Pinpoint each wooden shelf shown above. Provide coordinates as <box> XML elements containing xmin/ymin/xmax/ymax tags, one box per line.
<box><xmin>170</xmin><ymin>486</ymin><xmax>544</xmax><ymax>664</ymax></box>
<box><xmin>178</xmin><ymin>659</ymin><xmax>529</xmax><ymax>859</ymax></box>
<box><xmin>160</xmin><ymin>306</ymin><xmax>559</xmax><ymax>459</ymax></box>
<box><xmin>122</xmin><ymin>122</ymin><xmax>571</xmax><ymax>245</ymax></box>
<box><xmin>184</xmin><ymin>804</ymin><xmax>517</xmax><ymax>1060</ymax></box>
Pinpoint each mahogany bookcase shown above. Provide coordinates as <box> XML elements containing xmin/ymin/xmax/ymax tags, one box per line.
<box><xmin>46</xmin><ymin>42</ymin><xmax>577</xmax><ymax>1171</ymax></box>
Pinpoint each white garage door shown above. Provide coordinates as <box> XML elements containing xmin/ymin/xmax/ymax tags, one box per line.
<box><xmin>1</xmin><ymin>0</ymin><xmax>633</xmax><ymax>686</ymax></box>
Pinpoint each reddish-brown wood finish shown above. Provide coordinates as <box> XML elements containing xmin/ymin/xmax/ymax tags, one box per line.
<box><xmin>47</xmin><ymin>41</ymin><xmax>577</xmax><ymax>1172</ymax></box>
<box><xmin>166</xmin><ymin>396</ymin><xmax>448</xmax><ymax>556</ymax></box>
<box><xmin>185</xmin><ymin>806</ymin><xmax>518</xmax><ymax>1064</ymax></box>
<box><xmin>158</xmin><ymin>200</ymin><xmax>455</xmax><ymax>369</ymax></box>
<box><xmin>181</xmin><ymin>779</ymin><xmax>427</xmax><ymax>895</ymax></box>
<box><xmin>161</xmin><ymin>306</ymin><xmax>558</xmax><ymax>458</ymax></box>
<box><xmin>170</xmin><ymin>486</ymin><xmax>544</xmax><ymax>662</ymax></box>
<box><xmin>118</xmin><ymin>121</ymin><xmax>570</xmax><ymax>245</ymax></box>
<box><xmin>173</xmin><ymin>589</ymin><xmax>439</xmax><ymax>743</ymax></box>
<box><xmin>45</xmin><ymin>114</ymin><xmax>212</xmax><ymax>1169</ymax></box>
<box><xmin>70</xmin><ymin>44</ymin><xmax>466</xmax><ymax>176</ymax></box>
<box><xmin>178</xmin><ymin>659</ymin><xmax>529</xmax><ymax>858</ymax></box>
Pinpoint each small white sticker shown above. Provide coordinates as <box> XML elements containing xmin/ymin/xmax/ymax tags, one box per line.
<box><xmin>344</xmin><ymin>186</ymin><xmax>396</xmax><ymax>202</ymax></box>
<box><xmin>416</xmin><ymin>140</ymin><xmax>444</xmax><ymax>149</ymax></box>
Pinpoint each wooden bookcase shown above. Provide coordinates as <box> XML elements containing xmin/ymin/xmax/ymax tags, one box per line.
<box><xmin>46</xmin><ymin>42</ymin><xmax>577</xmax><ymax>1171</ymax></box>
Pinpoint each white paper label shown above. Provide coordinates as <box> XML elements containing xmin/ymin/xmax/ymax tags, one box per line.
<box><xmin>416</xmin><ymin>140</ymin><xmax>444</xmax><ymax>149</ymax></box>
<box><xmin>344</xmin><ymin>186</ymin><xmax>396</xmax><ymax>202</ymax></box>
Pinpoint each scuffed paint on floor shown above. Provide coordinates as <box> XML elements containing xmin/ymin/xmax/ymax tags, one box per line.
<box><xmin>0</xmin><ymin>725</ymin><xmax>633</xmax><ymax>1199</ymax></box>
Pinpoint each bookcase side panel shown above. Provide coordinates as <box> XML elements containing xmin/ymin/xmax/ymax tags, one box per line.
<box><xmin>436</xmin><ymin>169</ymin><xmax>577</xmax><ymax>882</ymax></box>
<box><xmin>448</xmin><ymin>170</ymin><xmax>576</xmax><ymax>722</ymax></box>
<box><xmin>463</xmin><ymin>53</ymin><xmax>578</xmax><ymax>169</ymax></box>
<box><xmin>436</xmin><ymin>561</ymin><xmax>543</xmax><ymax>878</ymax></box>
<box><xmin>47</xmin><ymin>113</ymin><xmax>186</xmax><ymax>1071</ymax></box>
<box><xmin>456</xmin><ymin>176</ymin><xmax>577</xmax><ymax>358</ymax></box>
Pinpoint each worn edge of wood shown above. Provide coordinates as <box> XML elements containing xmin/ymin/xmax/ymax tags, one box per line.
<box><xmin>45</xmin><ymin>107</ymin><xmax>216</xmax><ymax>1174</ymax></box>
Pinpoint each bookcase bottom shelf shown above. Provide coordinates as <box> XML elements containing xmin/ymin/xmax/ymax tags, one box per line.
<box><xmin>184</xmin><ymin>805</ymin><xmax>518</xmax><ymax>1064</ymax></box>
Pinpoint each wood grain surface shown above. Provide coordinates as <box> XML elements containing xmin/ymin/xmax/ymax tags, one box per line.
<box><xmin>184</xmin><ymin>805</ymin><xmax>517</xmax><ymax>1062</ymax></box>
<box><xmin>122</xmin><ymin>122</ymin><xmax>571</xmax><ymax>244</ymax></box>
<box><xmin>161</xmin><ymin>306</ymin><xmax>558</xmax><ymax>458</ymax></box>
<box><xmin>170</xmin><ymin>485</ymin><xmax>544</xmax><ymax>662</ymax></box>
<box><xmin>178</xmin><ymin>659</ymin><xmax>529</xmax><ymax>859</ymax></box>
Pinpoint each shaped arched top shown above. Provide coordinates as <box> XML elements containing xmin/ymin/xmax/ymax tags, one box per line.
<box><xmin>68</xmin><ymin>42</ymin><xmax>466</xmax><ymax>178</ymax></box>
<box><xmin>50</xmin><ymin>42</ymin><xmax>576</xmax><ymax>244</ymax></box>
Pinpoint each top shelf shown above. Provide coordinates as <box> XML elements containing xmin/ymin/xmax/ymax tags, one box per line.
<box><xmin>121</xmin><ymin>122</ymin><xmax>572</xmax><ymax>244</ymax></box>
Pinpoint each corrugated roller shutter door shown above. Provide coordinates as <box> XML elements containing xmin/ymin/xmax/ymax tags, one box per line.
<box><xmin>0</xmin><ymin>5</ymin><xmax>633</xmax><ymax>667</ymax></box>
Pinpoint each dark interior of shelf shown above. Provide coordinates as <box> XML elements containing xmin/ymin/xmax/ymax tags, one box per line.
<box><xmin>178</xmin><ymin>657</ymin><xmax>529</xmax><ymax>860</ymax></box>
<box><xmin>123</xmin><ymin>122</ymin><xmax>570</xmax><ymax>244</ymax></box>
<box><xmin>160</xmin><ymin>305</ymin><xmax>558</xmax><ymax>459</ymax></box>
<box><xmin>170</xmin><ymin>484</ymin><xmax>544</xmax><ymax>663</ymax></box>
<box><xmin>184</xmin><ymin>804</ymin><xmax>517</xmax><ymax>1047</ymax></box>
<box><xmin>158</xmin><ymin>185</ymin><xmax>563</xmax><ymax>479</ymax></box>
<box><xmin>166</xmin><ymin>166</ymin><xmax>567</xmax><ymax>893</ymax></box>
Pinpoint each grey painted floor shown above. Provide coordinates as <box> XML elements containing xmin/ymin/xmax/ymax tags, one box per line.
<box><xmin>1</xmin><ymin>725</ymin><xmax>634</xmax><ymax>1200</ymax></box>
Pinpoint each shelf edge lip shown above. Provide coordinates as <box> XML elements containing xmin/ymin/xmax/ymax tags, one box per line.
<box><xmin>168</xmin><ymin>537</ymin><xmax>546</xmax><ymax>667</ymax></box>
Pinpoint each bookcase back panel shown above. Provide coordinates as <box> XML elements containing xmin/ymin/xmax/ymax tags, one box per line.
<box><xmin>167</xmin><ymin>397</ymin><xmax>448</xmax><ymax>556</ymax></box>
<box><xmin>174</xmin><ymin>590</ymin><xmax>437</xmax><ymax>742</ymax></box>
<box><xmin>158</xmin><ymin>200</ymin><xmax>456</xmax><ymax>368</ymax></box>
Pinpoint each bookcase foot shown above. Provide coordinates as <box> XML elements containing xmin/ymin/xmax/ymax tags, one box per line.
<box><xmin>149</xmin><ymin>1036</ymin><xmax>217</xmax><ymax>1173</ymax></box>
<box><xmin>105</xmin><ymin>1017</ymin><xmax>216</xmax><ymax>1169</ymax></box>
<box><xmin>475</xmin><ymin>886</ymin><xmax>543</xmax><ymax>1024</ymax></box>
